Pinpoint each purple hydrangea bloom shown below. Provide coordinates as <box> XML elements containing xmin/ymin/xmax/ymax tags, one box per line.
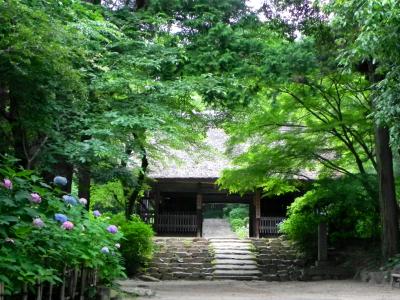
<box><xmin>53</xmin><ymin>176</ymin><xmax>68</xmax><ymax>186</ymax></box>
<box><xmin>54</xmin><ymin>213</ymin><xmax>68</xmax><ymax>223</ymax></box>
<box><xmin>30</xmin><ymin>193</ymin><xmax>42</xmax><ymax>204</ymax></box>
<box><xmin>101</xmin><ymin>246</ymin><xmax>110</xmax><ymax>254</ymax></box>
<box><xmin>62</xmin><ymin>195</ymin><xmax>77</xmax><ymax>206</ymax></box>
<box><xmin>61</xmin><ymin>221</ymin><xmax>74</xmax><ymax>230</ymax></box>
<box><xmin>79</xmin><ymin>198</ymin><xmax>87</xmax><ymax>206</ymax></box>
<box><xmin>107</xmin><ymin>225</ymin><xmax>118</xmax><ymax>234</ymax></box>
<box><xmin>93</xmin><ymin>210</ymin><xmax>101</xmax><ymax>218</ymax></box>
<box><xmin>32</xmin><ymin>218</ymin><xmax>44</xmax><ymax>228</ymax></box>
<box><xmin>2</xmin><ymin>179</ymin><xmax>12</xmax><ymax>190</ymax></box>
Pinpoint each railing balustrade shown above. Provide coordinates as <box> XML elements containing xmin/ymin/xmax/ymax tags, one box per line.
<box><xmin>260</xmin><ymin>216</ymin><xmax>285</xmax><ymax>235</ymax></box>
<box><xmin>156</xmin><ymin>212</ymin><xmax>197</xmax><ymax>233</ymax></box>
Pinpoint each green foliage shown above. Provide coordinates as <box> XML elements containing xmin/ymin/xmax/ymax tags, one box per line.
<box><xmin>224</xmin><ymin>204</ymin><xmax>249</xmax><ymax>238</ymax></box>
<box><xmin>280</xmin><ymin>176</ymin><xmax>380</xmax><ymax>254</ymax></box>
<box><xmin>228</xmin><ymin>206</ymin><xmax>248</xmax><ymax>220</ymax></box>
<box><xmin>218</xmin><ymin>35</ymin><xmax>375</xmax><ymax>194</ymax></box>
<box><xmin>109</xmin><ymin>213</ymin><xmax>154</xmax><ymax>276</ymax></box>
<box><xmin>230</xmin><ymin>218</ymin><xmax>245</xmax><ymax>231</ymax></box>
<box><xmin>0</xmin><ymin>160</ymin><xmax>124</xmax><ymax>295</ymax></box>
<box><xmin>90</xmin><ymin>181</ymin><xmax>125</xmax><ymax>213</ymax></box>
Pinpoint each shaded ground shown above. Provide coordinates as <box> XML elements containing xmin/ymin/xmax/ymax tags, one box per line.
<box><xmin>203</xmin><ymin>218</ymin><xmax>237</xmax><ymax>238</ymax></box>
<box><xmin>119</xmin><ymin>280</ymin><xmax>399</xmax><ymax>300</ymax></box>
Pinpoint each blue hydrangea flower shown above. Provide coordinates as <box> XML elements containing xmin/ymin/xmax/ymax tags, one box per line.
<box><xmin>53</xmin><ymin>176</ymin><xmax>68</xmax><ymax>186</ymax></box>
<box><xmin>54</xmin><ymin>213</ymin><xmax>68</xmax><ymax>223</ymax></box>
<box><xmin>107</xmin><ymin>225</ymin><xmax>118</xmax><ymax>234</ymax></box>
<box><xmin>62</xmin><ymin>195</ymin><xmax>77</xmax><ymax>206</ymax></box>
<box><xmin>101</xmin><ymin>246</ymin><xmax>110</xmax><ymax>254</ymax></box>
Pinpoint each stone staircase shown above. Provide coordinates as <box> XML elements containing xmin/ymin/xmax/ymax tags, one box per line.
<box><xmin>209</xmin><ymin>238</ymin><xmax>261</xmax><ymax>280</ymax></box>
<box><xmin>143</xmin><ymin>237</ymin><xmax>306</xmax><ymax>281</ymax></box>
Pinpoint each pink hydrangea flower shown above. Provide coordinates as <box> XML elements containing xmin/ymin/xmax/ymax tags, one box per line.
<box><xmin>2</xmin><ymin>179</ymin><xmax>12</xmax><ymax>190</ymax></box>
<box><xmin>107</xmin><ymin>225</ymin><xmax>118</xmax><ymax>234</ymax></box>
<box><xmin>79</xmin><ymin>198</ymin><xmax>87</xmax><ymax>206</ymax></box>
<box><xmin>62</xmin><ymin>221</ymin><xmax>74</xmax><ymax>230</ymax></box>
<box><xmin>32</xmin><ymin>218</ymin><xmax>44</xmax><ymax>228</ymax></box>
<box><xmin>30</xmin><ymin>193</ymin><xmax>42</xmax><ymax>204</ymax></box>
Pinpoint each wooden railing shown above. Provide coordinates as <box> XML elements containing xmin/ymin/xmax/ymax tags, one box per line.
<box><xmin>156</xmin><ymin>213</ymin><xmax>197</xmax><ymax>233</ymax></box>
<box><xmin>260</xmin><ymin>216</ymin><xmax>285</xmax><ymax>235</ymax></box>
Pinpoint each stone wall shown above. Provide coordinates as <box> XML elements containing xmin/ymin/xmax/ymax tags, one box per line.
<box><xmin>251</xmin><ymin>237</ymin><xmax>306</xmax><ymax>281</ymax></box>
<box><xmin>145</xmin><ymin>237</ymin><xmax>213</xmax><ymax>280</ymax></box>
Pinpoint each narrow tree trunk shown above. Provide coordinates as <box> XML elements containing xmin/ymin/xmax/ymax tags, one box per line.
<box><xmin>135</xmin><ymin>0</ymin><xmax>148</xmax><ymax>9</ymax></box>
<box><xmin>42</xmin><ymin>159</ymin><xmax>73</xmax><ymax>193</ymax></box>
<box><xmin>9</xmin><ymin>94</ymin><xmax>28</xmax><ymax>167</ymax></box>
<box><xmin>125</xmin><ymin>147</ymin><xmax>148</xmax><ymax>220</ymax></box>
<box><xmin>375</xmin><ymin>125</ymin><xmax>399</xmax><ymax>258</ymax></box>
<box><xmin>78</xmin><ymin>164</ymin><xmax>91</xmax><ymax>209</ymax></box>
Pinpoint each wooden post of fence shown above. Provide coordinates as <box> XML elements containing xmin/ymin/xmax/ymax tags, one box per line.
<box><xmin>0</xmin><ymin>282</ymin><xmax>4</xmax><ymax>300</ymax></box>
<box><xmin>22</xmin><ymin>284</ymin><xmax>28</xmax><ymax>300</ymax></box>
<box><xmin>317</xmin><ymin>222</ymin><xmax>328</xmax><ymax>264</ymax></box>
<box><xmin>196</xmin><ymin>193</ymin><xmax>203</xmax><ymax>237</ymax></box>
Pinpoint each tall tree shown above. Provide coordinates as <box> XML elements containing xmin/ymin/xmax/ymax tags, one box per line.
<box><xmin>328</xmin><ymin>0</ymin><xmax>399</xmax><ymax>259</ymax></box>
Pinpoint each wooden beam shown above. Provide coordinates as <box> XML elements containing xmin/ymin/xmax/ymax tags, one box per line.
<box><xmin>196</xmin><ymin>193</ymin><xmax>203</xmax><ymax>237</ymax></box>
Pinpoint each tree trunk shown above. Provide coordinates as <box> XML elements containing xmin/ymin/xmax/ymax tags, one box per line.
<box><xmin>78</xmin><ymin>164</ymin><xmax>91</xmax><ymax>209</ymax></box>
<box><xmin>367</xmin><ymin>62</ymin><xmax>399</xmax><ymax>259</ymax></box>
<box><xmin>135</xmin><ymin>0</ymin><xmax>148</xmax><ymax>9</ymax></box>
<box><xmin>9</xmin><ymin>93</ymin><xmax>28</xmax><ymax>167</ymax></box>
<box><xmin>375</xmin><ymin>125</ymin><xmax>399</xmax><ymax>258</ymax></box>
<box><xmin>125</xmin><ymin>147</ymin><xmax>148</xmax><ymax>220</ymax></box>
<box><xmin>42</xmin><ymin>159</ymin><xmax>73</xmax><ymax>193</ymax></box>
<box><xmin>85</xmin><ymin>0</ymin><xmax>101</xmax><ymax>4</ymax></box>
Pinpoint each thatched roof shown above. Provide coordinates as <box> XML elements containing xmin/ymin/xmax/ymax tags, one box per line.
<box><xmin>149</xmin><ymin>128</ymin><xmax>231</xmax><ymax>179</ymax></box>
<box><xmin>149</xmin><ymin>127</ymin><xmax>319</xmax><ymax>180</ymax></box>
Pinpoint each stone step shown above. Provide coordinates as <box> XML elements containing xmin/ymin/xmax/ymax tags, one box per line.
<box><xmin>211</xmin><ymin>244</ymin><xmax>252</xmax><ymax>247</ymax></box>
<box><xmin>213</xmin><ymin>275</ymin><xmax>259</xmax><ymax>280</ymax></box>
<box><xmin>213</xmin><ymin>259</ymin><xmax>258</xmax><ymax>265</ymax></box>
<box><xmin>214</xmin><ymin>254</ymin><xmax>256</xmax><ymax>260</ymax></box>
<box><xmin>212</xmin><ymin>245</ymin><xmax>253</xmax><ymax>250</ymax></box>
<box><xmin>215</xmin><ymin>264</ymin><xmax>259</xmax><ymax>270</ymax></box>
<box><xmin>214</xmin><ymin>249</ymin><xmax>252</xmax><ymax>255</ymax></box>
<box><xmin>209</xmin><ymin>239</ymin><xmax>250</xmax><ymax>243</ymax></box>
<box><xmin>213</xmin><ymin>269</ymin><xmax>262</xmax><ymax>276</ymax></box>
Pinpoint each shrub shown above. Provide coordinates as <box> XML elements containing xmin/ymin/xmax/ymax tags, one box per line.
<box><xmin>110</xmin><ymin>213</ymin><xmax>154</xmax><ymax>276</ymax></box>
<box><xmin>224</xmin><ymin>204</ymin><xmax>249</xmax><ymax>238</ymax></box>
<box><xmin>280</xmin><ymin>175</ymin><xmax>380</xmax><ymax>254</ymax></box>
<box><xmin>230</xmin><ymin>218</ymin><xmax>245</xmax><ymax>231</ymax></box>
<box><xmin>229</xmin><ymin>207</ymin><xmax>248</xmax><ymax>220</ymax></box>
<box><xmin>0</xmin><ymin>161</ymin><xmax>125</xmax><ymax>295</ymax></box>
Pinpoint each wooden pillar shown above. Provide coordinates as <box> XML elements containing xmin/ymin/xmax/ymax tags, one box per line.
<box><xmin>253</xmin><ymin>190</ymin><xmax>261</xmax><ymax>238</ymax></box>
<box><xmin>249</xmin><ymin>200</ymin><xmax>254</xmax><ymax>237</ymax></box>
<box><xmin>317</xmin><ymin>222</ymin><xmax>328</xmax><ymax>262</ymax></box>
<box><xmin>154</xmin><ymin>187</ymin><xmax>160</xmax><ymax>235</ymax></box>
<box><xmin>196</xmin><ymin>193</ymin><xmax>203</xmax><ymax>237</ymax></box>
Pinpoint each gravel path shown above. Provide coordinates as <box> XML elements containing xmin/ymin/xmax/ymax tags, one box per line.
<box><xmin>120</xmin><ymin>280</ymin><xmax>400</xmax><ymax>300</ymax></box>
<box><xmin>203</xmin><ymin>218</ymin><xmax>237</xmax><ymax>238</ymax></box>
